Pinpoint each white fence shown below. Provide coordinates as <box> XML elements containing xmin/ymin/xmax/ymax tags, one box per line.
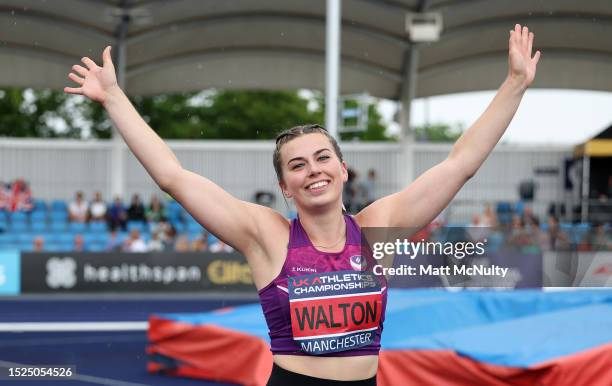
<box><xmin>0</xmin><ymin>138</ymin><xmax>572</xmax><ymax>221</ymax></box>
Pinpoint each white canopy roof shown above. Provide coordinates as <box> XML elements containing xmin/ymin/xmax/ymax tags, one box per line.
<box><xmin>1</xmin><ymin>0</ymin><xmax>611</xmax><ymax>98</ymax></box>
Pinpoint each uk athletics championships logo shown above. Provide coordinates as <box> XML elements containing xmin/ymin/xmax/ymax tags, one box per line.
<box><xmin>349</xmin><ymin>255</ymin><xmax>366</xmax><ymax>271</ymax></box>
<box><xmin>288</xmin><ymin>270</ymin><xmax>383</xmax><ymax>355</ymax></box>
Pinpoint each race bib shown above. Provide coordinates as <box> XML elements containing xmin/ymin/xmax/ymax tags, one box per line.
<box><xmin>288</xmin><ymin>270</ymin><xmax>383</xmax><ymax>355</ymax></box>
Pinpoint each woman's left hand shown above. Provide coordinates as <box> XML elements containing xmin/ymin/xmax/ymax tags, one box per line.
<box><xmin>508</xmin><ymin>24</ymin><xmax>541</xmax><ymax>89</ymax></box>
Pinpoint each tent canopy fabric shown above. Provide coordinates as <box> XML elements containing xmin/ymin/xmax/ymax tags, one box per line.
<box><xmin>574</xmin><ymin>124</ymin><xmax>612</xmax><ymax>157</ymax></box>
<box><xmin>2</xmin><ymin>0</ymin><xmax>612</xmax><ymax>98</ymax></box>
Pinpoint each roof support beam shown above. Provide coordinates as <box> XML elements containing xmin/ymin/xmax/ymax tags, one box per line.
<box><xmin>397</xmin><ymin>0</ymin><xmax>430</xmax><ymax>186</ymax></box>
<box><xmin>326</xmin><ymin>0</ymin><xmax>341</xmax><ymax>139</ymax></box>
<box><xmin>110</xmin><ymin>1</ymin><xmax>130</xmax><ymax>200</ymax></box>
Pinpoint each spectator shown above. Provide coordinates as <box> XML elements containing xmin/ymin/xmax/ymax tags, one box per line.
<box><xmin>108</xmin><ymin>197</ymin><xmax>127</xmax><ymax>231</ymax></box>
<box><xmin>127</xmin><ymin>194</ymin><xmax>146</xmax><ymax>222</ymax></box>
<box><xmin>191</xmin><ymin>231</ymin><xmax>209</xmax><ymax>252</ymax></box>
<box><xmin>174</xmin><ymin>235</ymin><xmax>190</xmax><ymax>252</ymax></box>
<box><xmin>123</xmin><ymin>229</ymin><xmax>147</xmax><ymax>252</ymax></box>
<box><xmin>68</xmin><ymin>191</ymin><xmax>89</xmax><ymax>223</ymax></box>
<box><xmin>358</xmin><ymin>169</ymin><xmax>377</xmax><ymax>210</ymax></box>
<box><xmin>33</xmin><ymin>236</ymin><xmax>45</xmax><ymax>252</ymax></box>
<box><xmin>342</xmin><ymin>168</ymin><xmax>357</xmax><ymax>213</ymax></box>
<box><xmin>210</xmin><ymin>239</ymin><xmax>234</xmax><ymax>253</ymax></box>
<box><xmin>0</xmin><ymin>181</ymin><xmax>9</xmax><ymax>211</ymax></box>
<box><xmin>507</xmin><ymin>214</ymin><xmax>533</xmax><ymax>248</ymax></box>
<box><xmin>10</xmin><ymin>178</ymin><xmax>33</xmax><ymax>212</ymax></box>
<box><xmin>163</xmin><ymin>224</ymin><xmax>178</xmax><ymax>251</ymax></box>
<box><xmin>146</xmin><ymin>195</ymin><xmax>166</xmax><ymax>223</ymax></box>
<box><xmin>105</xmin><ymin>230</ymin><xmax>123</xmax><ymax>252</ymax></box>
<box><xmin>147</xmin><ymin>230</ymin><xmax>165</xmax><ymax>252</ymax></box>
<box><xmin>541</xmin><ymin>215</ymin><xmax>571</xmax><ymax>251</ymax></box>
<box><xmin>481</xmin><ymin>203</ymin><xmax>498</xmax><ymax>229</ymax></box>
<box><xmin>89</xmin><ymin>191</ymin><xmax>107</xmax><ymax>221</ymax></box>
<box><xmin>522</xmin><ymin>206</ymin><xmax>536</xmax><ymax>223</ymax></box>
<box><xmin>73</xmin><ymin>234</ymin><xmax>86</xmax><ymax>252</ymax></box>
<box><xmin>467</xmin><ymin>214</ymin><xmax>490</xmax><ymax>242</ymax></box>
<box><xmin>590</xmin><ymin>223</ymin><xmax>612</xmax><ymax>251</ymax></box>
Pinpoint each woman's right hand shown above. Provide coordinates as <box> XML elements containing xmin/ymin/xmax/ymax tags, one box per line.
<box><xmin>64</xmin><ymin>46</ymin><xmax>118</xmax><ymax>105</ymax></box>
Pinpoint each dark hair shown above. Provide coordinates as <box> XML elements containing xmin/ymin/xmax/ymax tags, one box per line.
<box><xmin>273</xmin><ymin>124</ymin><xmax>343</xmax><ymax>182</ymax></box>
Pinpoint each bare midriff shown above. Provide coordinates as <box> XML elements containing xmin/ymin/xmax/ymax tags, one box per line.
<box><xmin>273</xmin><ymin>354</ymin><xmax>378</xmax><ymax>380</ymax></box>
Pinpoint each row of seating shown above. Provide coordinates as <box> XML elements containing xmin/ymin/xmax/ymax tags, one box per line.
<box><xmin>0</xmin><ymin>230</ymin><xmax>216</xmax><ymax>253</ymax></box>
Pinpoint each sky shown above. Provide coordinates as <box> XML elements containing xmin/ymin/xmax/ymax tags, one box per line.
<box><xmin>379</xmin><ymin>89</ymin><xmax>612</xmax><ymax>145</ymax></box>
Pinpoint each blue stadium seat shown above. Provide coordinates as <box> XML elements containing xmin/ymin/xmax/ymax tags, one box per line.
<box><xmin>51</xmin><ymin>200</ymin><xmax>67</xmax><ymax>212</ymax></box>
<box><xmin>10</xmin><ymin>211</ymin><xmax>28</xmax><ymax>222</ymax></box>
<box><xmin>188</xmin><ymin>232</ymin><xmax>203</xmax><ymax>242</ymax></box>
<box><xmin>33</xmin><ymin>199</ymin><xmax>47</xmax><ymax>211</ymax></box>
<box><xmin>186</xmin><ymin>221</ymin><xmax>203</xmax><ymax>233</ymax></box>
<box><xmin>16</xmin><ymin>233</ymin><xmax>34</xmax><ymax>244</ymax></box>
<box><xmin>572</xmin><ymin>223</ymin><xmax>591</xmax><ymax>244</ymax></box>
<box><xmin>31</xmin><ymin>221</ymin><xmax>47</xmax><ymax>232</ymax></box>
<box><xmin>83</xmin><ymin>233</ymin><xmax>96</xmax><ymax>244</ymax></box>
<box><xmin>68</xmin><ymin>222</ymin><xmax>87</xmax><ymax>233</ymax></box>
<box><xmin>88</xmin><ymin>243</ymin><xmax>105</xmax><ymax>252</ymax></box>
<box><xmin>50</xmin><ymin>211</ymin><xmax>68</xmax><ymax>222</ymax></box>
<box><xmin>496</xmin><ymin>202</ymin><xmax>513</xmax><ymax>225</ymax></box>
<box><xmin>57</xmin><ymin>233</ymin><xmax>74</xmax><ymax>244</ymax></box>
<box><xmin>167</xmin><ymin>200</ymin><xmax>181</xmax><ymax>212</ymax></box>
<box><xmin>127</xmin><ymin>221</ymin><xmax>145</xmax><ymax>232</ymax></box>
<box><xmin>208</xmin><ymin>234</ymin><xmax>219</xmax><ymax>245</ymax></box>
<box><xmin>0</xmin><ymin>233</ymin><xmax>15</xmax><ymax>245</ymax></box>
<box><xmin>92</xmin><ymin>233</ymin><xmax>109</xmax><ymax>244</ymax></box>
<box><xmin>166</xmin><ymin>202</ymin><xmax>182</xmax><ymax>222</ymax></box>
<box><xmin>170</xmin><ymin>221</ymin><xmax>185</xmax><ymax>234</ymax></box>
<box><xmin>19</xmin><ymin>243</ymin><xmax>34</xmax><ymax>252</ymax></box>
<box><xmin>10</xmin><ymin>221</ymin><xmax>29</xmax><ymax>232</ymax></box>
<box><xmin>59</xmin><ymin>242</ymin><xmax>73</xmax><ymax>251</ymax></box>
<box><xmin>89</xmin><ymin>221</ymin><xmax>108</xmax><ymax>232</ymax></box>
<box><xmin>31</xmin><ymin>211</ymin><xmax>47</xmax><ymax>222</ymax></box>
<box><xmin>182</xmin><ymin>210</ymin><xmax>196</xmax><ymax>224</ymax></box>
<box><xmin>50</xmin><ymin>221</ymin><xmax>67</xmax><ymax>232</ymax></box>
<box><xmin>83</xmin><ymin>232</ymin><xmax>109</xmax><ymax>245</ymax></box>
<box><xmin>42</xmin><ymin>233</ymin><xmax>60</xmax><ymax>244</ymax></box>
<box><xmin>46</xmin><ymin>244</ymin><xmax>63</xmax><ymax>252</ymax></box>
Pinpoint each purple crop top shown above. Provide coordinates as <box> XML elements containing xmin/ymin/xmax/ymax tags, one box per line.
<box><xmin>258</xmin><ymin>214</ymin><xmax>387</xmax><ymax>357</ymax></box>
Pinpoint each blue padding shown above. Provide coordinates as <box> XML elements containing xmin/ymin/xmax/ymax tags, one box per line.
<box><xmin>155</xmin><ymin>289</ymin><xmax>612</xmax><ymax>368</ymax></box>
<box><xmin>160</xmin><ymin>303</ymin><xmax>270</xmax><ymax>342</ymax></box>
<box><xmin>380</xmin><ymin>289</ymin><xmax>612</xmax><ymax>367</ymax></box>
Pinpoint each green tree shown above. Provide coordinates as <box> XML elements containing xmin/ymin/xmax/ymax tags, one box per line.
<box><xmin>412</xmin><ymin>123</ymin><xmax>463</xmax><ymax>142</ymax></box>
<box><xmin>0</xmin><ymin>87</ymin><xmax>88</xmax><ymax>138</ymax></box>
<box><xmin>0</xmin><ymin>87</ymin><xmax>398</xmax><ymax>140</ymax></box>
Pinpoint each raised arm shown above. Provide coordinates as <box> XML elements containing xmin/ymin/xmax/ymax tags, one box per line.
<box><xmin>357</xmin><ymin>24</ymin><xmax>541</xmax><ymax>230</ymax></box>
<box><xmin>64</xmin><ymin>47</ymin><xmax>280</xmax><ymax>258</ymax></box>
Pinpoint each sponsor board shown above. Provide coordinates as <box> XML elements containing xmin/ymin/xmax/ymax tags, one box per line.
<box><xmin>0</xmin><ymin>250</ymin><xmax>20</xmax><ymax>295</ymax></box>
<box><xmin>20</xmin><ymin>252</ymin><xmax>255</xmax><ymax>293</ymax></box>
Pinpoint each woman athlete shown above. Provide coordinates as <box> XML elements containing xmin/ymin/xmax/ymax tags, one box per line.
<box><xmin>65</xmin><ymin>24</ymin><xmax>540</xmax><ymax>385</ymax></box>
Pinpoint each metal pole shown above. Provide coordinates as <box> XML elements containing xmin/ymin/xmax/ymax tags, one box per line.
<box><xmin>110</xmin><ymin>11</ymin><xmax>129</xmax><ymax>200</ymax></box>
<box><xmin>581</xmin><ymin>155</ymin><xmax>590</xmax><ymax>222</ymax></box>
<box><xmin>398</xmin><ymin>47</ymin><xmax>419</xmax><ymax>187</ymax></box>
<box><xmin>325</xmin><ymin>0</ymin><xmax>341</xmax><ymax>139</ymax></box>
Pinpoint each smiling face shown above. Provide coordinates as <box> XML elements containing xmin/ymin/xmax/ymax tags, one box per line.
<box><xmin>278</xmin><ymin>133</ymin><xmax>347</xmax><ymax>212</ymax></box>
